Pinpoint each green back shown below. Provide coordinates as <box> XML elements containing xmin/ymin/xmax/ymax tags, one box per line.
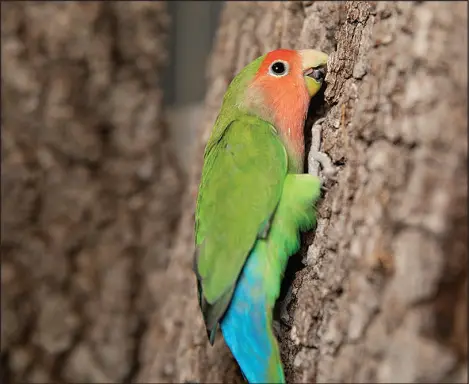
<box><xmin>195</xmin><ymin>115</ymin><xmax>287</xmax><ymax>333</ymax></box>
<box><xmin>203</xmin><ymin>55</ymin><xmax>265</xmax><ymax>157</ymax></box>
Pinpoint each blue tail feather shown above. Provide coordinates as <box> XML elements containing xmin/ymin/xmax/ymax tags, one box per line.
<box><xmin>220</xmin><ymin>248</ymin><xmax>285</xmax><ymax>384</ymax></box>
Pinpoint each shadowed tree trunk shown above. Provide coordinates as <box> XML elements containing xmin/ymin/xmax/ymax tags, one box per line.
<box><xmin>138</xmin><ymin>1</ymin><xmax>467</xmax><ymax>383</ymax></box>
<box><xmin>1</xmin><ymin>2</ymin><xmax>183</xmax><ymax>383</ymax></box>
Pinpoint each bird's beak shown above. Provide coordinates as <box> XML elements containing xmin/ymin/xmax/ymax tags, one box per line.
<box><xmin>299</xmin><ymin>49</ymin><xmax>328</xmax><ymax>97</ymax></box>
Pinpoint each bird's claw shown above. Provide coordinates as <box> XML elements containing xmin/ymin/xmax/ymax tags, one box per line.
<box><xmin>279</xmin><ymin>285</ymin><xmax>293</xmax><ymax>325</ymax></box>
<box><xmin>308</xmin><ymin>117</ymin><xmax>338</xmax><ymax>184</ymax></box>
<box><xmin>310</xmin><ymin>150</ymin><xmax>337</xmax><ymax>181</ymax></box>
<box><xmin>273</xmin><ymin>285</ymin><xmax>295</xmax><ymax>337</ymax></box>
<box><xmin>273</xmin><ymin>320</ymin><xmax>282</xmax><ymax>338</ymax></box>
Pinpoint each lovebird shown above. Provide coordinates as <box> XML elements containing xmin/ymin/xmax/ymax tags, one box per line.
<box><xmin>194</xmin><ymin>48</ymin><xmax>328</xmax><ymax>383</ymax></box>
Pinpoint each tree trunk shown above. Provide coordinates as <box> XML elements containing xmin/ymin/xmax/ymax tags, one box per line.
<box><xmin>138</xmin><ymin>1</ymin><xmax>467</xmax><ymax>383</ymax></box>
<box><xmin>1</xmin><ymin>2</ymin><xmax>183</xmax><ymax>383</ymax></box>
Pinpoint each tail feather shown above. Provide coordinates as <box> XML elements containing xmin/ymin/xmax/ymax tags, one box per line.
<box><xmin>220</xmin><ymin>248</ymin><xmax>285</xmax><ymax>384</ymax></box>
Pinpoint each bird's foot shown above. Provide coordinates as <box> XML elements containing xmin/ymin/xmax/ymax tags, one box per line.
<box><xmin>273</xmin><ymin>320</ymin><xmax>282</xmax><ymax>338</ymax></box>
<box><xmin>279</xmin><ymin>285</ymin><xmax>294</xmax><ymax>325</ymax></box>
<box><xmin>308</xmin><ymin>117</ymin><xmax>337</xmax><ymax>185</ymax></box>
<box><xmin>310</xmin><ymin>150</ymin><xmax>337</xmax><ymax>181</ymax></box>
<box><xmin>273</xmin><ymin>286</ymin><xmax>294</xmax><ymax>337</ymax></box>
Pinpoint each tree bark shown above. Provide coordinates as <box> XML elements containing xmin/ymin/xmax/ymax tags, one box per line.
<box><xmin>1</xmin><ymin>2</ymin><xmax>182</xmax><ymax>383</ymax></box>
<box><xmin>139</xmin><ymin>1</ymin><xmax>467</xmax><ymax>383</ymax></box>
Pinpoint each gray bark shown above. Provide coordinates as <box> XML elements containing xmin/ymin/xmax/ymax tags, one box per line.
<box><xmin>139</xmin><ymin>1</ymin><xmax>467</xmax><ymax>383</ymax></box>
<box><xmin>1</xmin><ymin>2</ymin><xmax>182</xmax><ymax>383</ymax></box>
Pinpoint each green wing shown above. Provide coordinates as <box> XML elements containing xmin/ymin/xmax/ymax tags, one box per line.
<box><xmin>194</xmin><ymin>115</ymin><xmax>287</xmax><ymax>337</ymax></box>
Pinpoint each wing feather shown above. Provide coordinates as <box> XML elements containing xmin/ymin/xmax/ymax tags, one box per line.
<box><xmin>194</xmin><ymin>116</ymin><xmax>287</xmax><ymax>334</ymax></box>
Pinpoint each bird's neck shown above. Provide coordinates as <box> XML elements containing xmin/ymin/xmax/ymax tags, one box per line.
<box><xmin>270</xmin><ymin>93</ymin><xmax>309</xmax><ymax>174</ymax></box>
<box><xmin>278</xmin><ymin>120</ymin><xmax>305</xmax><ymax>174</ymax></box>
<box><xmin>241</xmin><ymin>86</ymin><xmax>309</xmax><ymax>173</ymax></box>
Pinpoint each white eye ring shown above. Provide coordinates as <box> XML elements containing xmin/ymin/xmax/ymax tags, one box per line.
<box><xmin>268</xmin><ymin>60</ymin><xmax>289</xmax><ymax>77</ymax></box>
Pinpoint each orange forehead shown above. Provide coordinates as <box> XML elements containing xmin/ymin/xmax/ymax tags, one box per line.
<box><xmin>256</xmin><ymin>49</ymin><xmax>302</xmax><ymax>78</ymax></box>
<box><xmin>252</xmin><ymin>49</ymin><xmax>305</xmax><ymax>99</ymax></box>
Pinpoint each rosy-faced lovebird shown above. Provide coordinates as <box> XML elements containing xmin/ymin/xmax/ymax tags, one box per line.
<box><xmin>194</xmin><ymin>49</ymin><xmax>328</xmax><ymax>383</ymax></box>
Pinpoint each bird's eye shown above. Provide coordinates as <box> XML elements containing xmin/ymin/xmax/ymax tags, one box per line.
<box><xmin>269</xmin><ymin>60</ymin><xmax>289</xmax><ymax>77</ymax></box>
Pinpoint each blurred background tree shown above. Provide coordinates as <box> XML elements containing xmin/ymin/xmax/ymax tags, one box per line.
<box><xmin>2</xmin><ymin>2</ymin><xmax>184</xmax><ymax>382</ymax></box>
<box><xmin>1</xmin><ymin>1</ymin><xmax>467</xmax><ymax>383</ymax></box>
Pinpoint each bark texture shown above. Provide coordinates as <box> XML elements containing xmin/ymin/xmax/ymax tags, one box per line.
<box><xmin>1</xmin><ymin>2</ymin><xmax>182</xmax><ymax>383</ymax></box>
<box><xmin>138</xmin><ymin>1</ymin><xmax>467</xmax><ymax>383</ymax></box>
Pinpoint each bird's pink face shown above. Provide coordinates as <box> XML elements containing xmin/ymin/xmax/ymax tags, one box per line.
<box><xmin>246</xmin><ymin>49</ymin><xmax>328</xmax><ymax>161</ymax></box>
